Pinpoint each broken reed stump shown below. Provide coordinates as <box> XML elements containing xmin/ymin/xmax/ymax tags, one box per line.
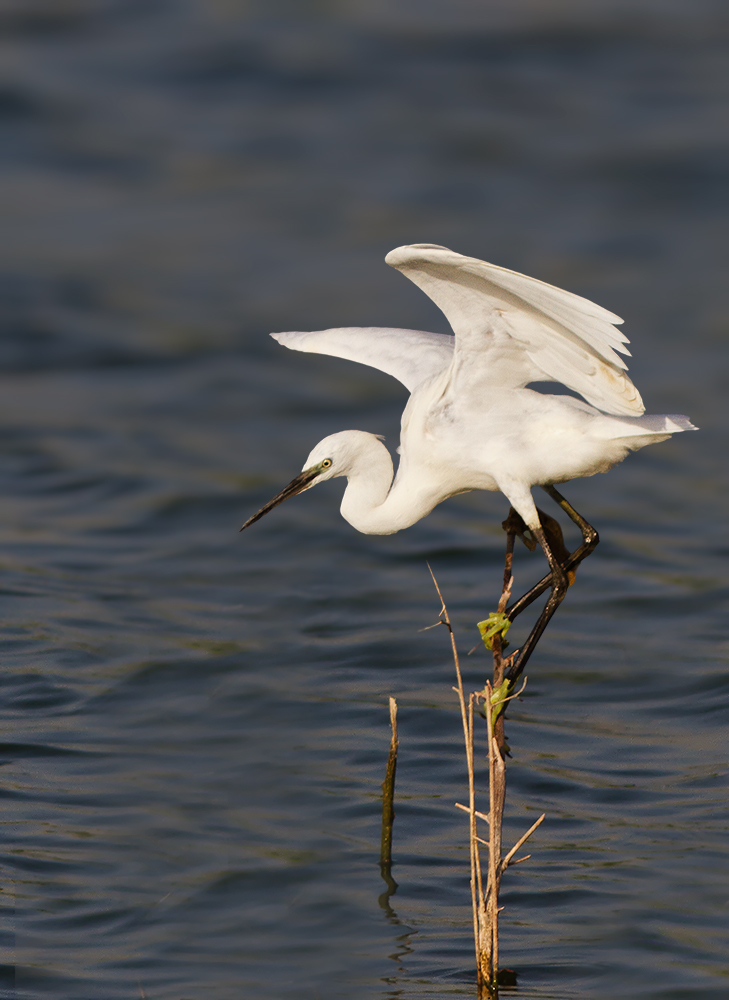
<box><xmin>428</xmin><ymin>501</ymin><xmax>598</xmax><ymax>997</ymax></box>
<box><xmin>380</xmin><ymin>696</ymin><xmax>399</xmax><ymax>900</ymax></box>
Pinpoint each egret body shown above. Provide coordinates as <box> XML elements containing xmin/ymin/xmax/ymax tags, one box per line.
<box><xmin>242</xmin><ymin>244</ymin><xmax>694</xmax><ymax>540</ymax></box>
<box><xmin>241</xmin><ymin>244</ymin><xmax>695</xmax><ymax>675</ymax></box>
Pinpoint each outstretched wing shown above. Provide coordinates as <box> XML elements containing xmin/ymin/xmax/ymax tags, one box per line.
<box><xmin>385</xmin><ymin>244</ymin><xmax>644</xmax><ymax>416</ymax></box>
<box><xmin>271</xmin><ymin>327</ymin><xmax>453</xmax><ymax>393</ymax></box>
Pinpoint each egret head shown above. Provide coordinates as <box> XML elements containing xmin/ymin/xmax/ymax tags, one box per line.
<box><xmin>239</xmin><ymin>430</ymin><xmax>384</xmax><ymax>531</ymax></box>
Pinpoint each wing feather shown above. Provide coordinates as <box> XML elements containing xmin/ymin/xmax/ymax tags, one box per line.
<box><xmin>271</xmin><ymin>327</ymin><xmax>453</xmax><ymax>393</ymax></box>
<box><xmin>385</xmin><ymin>244</ymin><xmax>644</xmax><ymax>416</ymax></box>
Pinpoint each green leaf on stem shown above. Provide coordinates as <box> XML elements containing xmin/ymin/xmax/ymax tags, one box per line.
<box><xmin>477</xmin><ymin>612</ymin><xmax>511</xmax><ymax>650</ymax></box>
<box><xmin>490</xmin><ymin>677</ymin><xmax>514</xmax><ymax>725</ymax></box>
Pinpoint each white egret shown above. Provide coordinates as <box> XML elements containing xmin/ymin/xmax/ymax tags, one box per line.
<box><xmin>241</xmin><ymin>244</ymin><xmax>695</xmax><ymax>671</ymax></box>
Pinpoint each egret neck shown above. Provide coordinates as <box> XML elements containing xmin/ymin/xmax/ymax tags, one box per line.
<box><xmin>331</xmin><ymin>431</ymin><xmax>436</xmax><ymax>536</ymax></box>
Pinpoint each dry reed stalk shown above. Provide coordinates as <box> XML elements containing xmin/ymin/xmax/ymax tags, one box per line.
<box><xmin>425</xmin><ymin>504</ymin><xmax>598</xmax><ymax>992</ymax></box>
<box><xmin>429</xmin><ymin>563</ymin><xmax>545</xmax><ymax>998</ymax></box>
<box><xmin>427</xmin><ymin>564</ymin><xmax>484</xmax><ymax>978</ymax></box>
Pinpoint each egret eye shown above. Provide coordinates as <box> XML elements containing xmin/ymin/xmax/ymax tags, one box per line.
<box><xmin>321</xmin><ymin>459</ymin><xmax>332</xmax><ymax>469</ymax></box>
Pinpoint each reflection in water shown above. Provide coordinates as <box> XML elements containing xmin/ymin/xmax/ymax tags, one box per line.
<box><xmin>384</xmin><ymin>930</ymin><xmax>418</xmax><ymax>986</ymax></box>
<box><xmin>378</xmin><ymin>864</ymin><xmax>400</xmax><ymax>923</ymax></box>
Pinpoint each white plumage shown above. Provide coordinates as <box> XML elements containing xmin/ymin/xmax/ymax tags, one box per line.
<box><xmin>242</xmin><ymin>244</ymin><xmax>694</xmax><ymax>539</ymax></box>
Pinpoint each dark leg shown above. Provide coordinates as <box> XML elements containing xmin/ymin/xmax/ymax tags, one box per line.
<box><xmin>506</xmin><ymin>486</ymin><xmax>599</xmax><ymax>621</ymax></box>
<box><xmin>543</xmin><ymin>485</ymin><xmax>600</xmax><ymax>553</ymax></box>
<box><xmin>505</xmin><ymin>524</ymin><xmax>569</xmax><ymax>686</ymax></box>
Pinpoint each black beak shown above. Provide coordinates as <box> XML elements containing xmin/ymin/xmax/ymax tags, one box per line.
<box><xmin>240</xmin><ymin>466</ymin><xmax>322</xmax><ymax>531</ymax></box>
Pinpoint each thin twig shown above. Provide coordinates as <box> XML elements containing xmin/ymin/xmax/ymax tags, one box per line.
<box><xmin>427</xmin><ymin>564</ymin><xmax>463</xmax><ymax>694</ymax></box>
<box><xmin>470</xmin><ymin>693</ymin><xmax>486</xmax><ymax>951</ymax></box>
<box><xmin>490</xmin><ymin>676</ymin><xmax>528</xmax><ymax>711</ymax></box>
<box><xmin>455</xmin><ymin>802</ymin><xmax>490</xmax><ymax>824</ymax></box>
<box><xmin>427</xmin><ymin>563</ymin><xmax>482</xmax><ymax>977</ymax></box>
<box><xmin>500</xmin><ymin>814</ymin><xmax>545</xmax><ymax>874</ymax></box>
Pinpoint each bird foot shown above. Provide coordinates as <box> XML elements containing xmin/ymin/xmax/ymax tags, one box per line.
<box><xmin>501</xmin><ymin>506</ymin><xmax>576</xmax><ymax>585</ymax></box>
<box><xmin>536</xmin><ymin>508</ymin><xmax>576</xmax><ymax>586</ymax></box>
<box><xmin>501</xmin><ymin>508</ymin><xmax>537</xmax><ymax>551</ymax></box>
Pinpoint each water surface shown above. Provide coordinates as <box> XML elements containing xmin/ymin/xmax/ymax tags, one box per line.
<box><xmin>0</xmin><ymin>2</ymin><xmax>727</xmax><ymax>998</ymax></box>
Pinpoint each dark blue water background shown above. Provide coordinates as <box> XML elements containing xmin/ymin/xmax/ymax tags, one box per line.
<box><xmin>0</xmin><ymin>2</ymin><xmax>727</xmax><ymax>997</ymax></box>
